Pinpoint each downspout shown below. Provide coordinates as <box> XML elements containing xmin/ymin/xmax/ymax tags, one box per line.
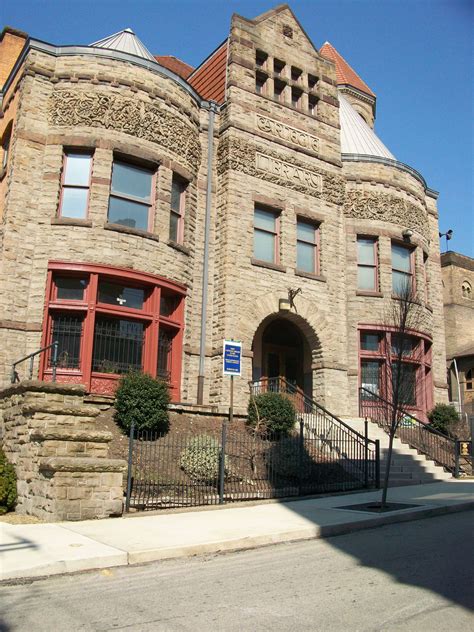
<box><xmin>197</xmin><ymin>100</ymin><xmax>218</xmax><ymax>404</ymax></box>
<box><xmin>452</xmin><ymin>358</ymin><xmax>462</xmax><ymax>414</ymax></box>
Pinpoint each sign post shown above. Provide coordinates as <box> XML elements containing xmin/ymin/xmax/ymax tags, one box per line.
<box><xmin>223</xmin><ymin>340</ymin><xmax>242</xmax><ymax>424</ymax></box>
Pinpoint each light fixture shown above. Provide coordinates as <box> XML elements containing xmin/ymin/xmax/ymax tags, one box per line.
<box><xmin>279</xmin><ymin>298</ymin><xmax>291</xmax><ymax>312</ymax></box>
<box><xmin>439</xmin><ymin>229</ymin><xmax>453</xmax><ymax>252</ymax></box>
<box><xmin>402</xmin><ymin>228</ymin><xmax>414</xmax><ymax>240</ymax></box>
<box><xmin>279</xmin><ymin>288</ymin><xmax>302</xmax><ymax>312</ymax></box>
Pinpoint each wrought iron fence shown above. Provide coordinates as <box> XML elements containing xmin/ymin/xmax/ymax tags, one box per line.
<box><xmin>126</xmin><ymin>380</ymin><xmax>379</xmax><ymax>511</ymax></box>
<box><xmin>359</xmin><ymin>386</ymin><xmax>457</xmax><ymax>473</ymax></box>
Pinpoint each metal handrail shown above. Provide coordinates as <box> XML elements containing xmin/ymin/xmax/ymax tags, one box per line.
<box><xmin>11</xmin><ymin>341</ymin><xmax>59</xmax><ymax>384</ymax></box>
<box><xmin>359</xmin><ymin>386</ymin><xmax>457</xmax><ymax>472</ymax></box>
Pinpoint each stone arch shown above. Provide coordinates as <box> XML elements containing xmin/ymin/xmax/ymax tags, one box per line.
<box><xmin>461</xmin><ymin>280</ymin><xmax>472</xmax><ymax>300</ymax></box>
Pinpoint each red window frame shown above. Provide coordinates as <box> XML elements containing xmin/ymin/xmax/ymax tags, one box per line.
<box><xmin>391</xmin><ymin>241</ymin><xmax>415</xmax><ymax>296</ymax></box>
<box><xmin>40</xmin><ymin>262</ymin><xmax>186</xmax><ymax>401</ymax></box>
<box><xmin>107</xmin><ymin>160</ymin><xmax>156</xmax><ymax>233</ymax></box>
<box><xmin>357</xmin><ymin>236</ymin><xmax>378</xmax><ymax>293</ymax></box>
<box><xmin>58</xmin><ymin>150</ymin><xmax>93</xmax><ymax>219</ymax></box>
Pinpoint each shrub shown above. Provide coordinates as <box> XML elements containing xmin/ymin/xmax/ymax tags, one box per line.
<box><xmin>247</xmin><ymin>392</ymin><xmax>296</xmax><ymax>436</ymax></box>
<box><xmin>0</xmin><ymin>448</ymin><xmax>17</xmax><ymax>514</ymax></box>
<box><xmin>266</xmin><ymin>436</ymin><xmax>313</xmax><ymax>480</ymax></box>
<box><xmin>114</xmin><ymin>371</ymin><xmax>170</xmax><ymax>434</ymax></box>
<box><xmin>427</xmin><ymin>403</ymin><xmax>468</xmax><ymax>439</ymax></box>
<box><xmin>180</xmin><ymin>436</ymin><xmax>228</xmax><ymax>484</ymax></box>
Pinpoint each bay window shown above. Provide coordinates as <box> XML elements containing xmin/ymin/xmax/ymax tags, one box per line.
<box><xmin>41</xmin><ymin>263</ymin><xmax>185</xmax><ymax>400</ymax></box>
<box><xmin>59</xmin><ymin>151</ymin><xmax>93</xmax><ymax>219</ymax></box>
<box><xmin>108</xmin><ymin>161</ymin><xmax>153</xmax><ymax>231</ymax></box>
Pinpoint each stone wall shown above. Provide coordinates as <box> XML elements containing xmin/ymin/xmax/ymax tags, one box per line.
<box><xmin>0</xmin><ymin>381</ymin><xmax>126</xmax><ymax>521</ymax></box>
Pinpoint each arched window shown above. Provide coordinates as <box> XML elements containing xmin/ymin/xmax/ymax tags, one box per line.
<box><xmin>461</xmin><ymin>281</ymin><xmax>472</xmax><ymax>300</ymax></box>
<box><xmin>1</xmin><ymin>122</ymin><xmax>13</xmax><ymax>171</ymax></box>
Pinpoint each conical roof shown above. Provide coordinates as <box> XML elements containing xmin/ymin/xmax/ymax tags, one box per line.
<box><xmin>320</xmin><ymin>42</ymin><xmax>375</xmax><ymax>97</ymax></box>
<box><xmin>90</xmin><ymin>28</ymin><xmax>155</xmax><ymax>62</ymax></box>
<box><xmin>339</xmin><ymin>94</ymin><xmax>395</xmax><ymax>159</ymax></box>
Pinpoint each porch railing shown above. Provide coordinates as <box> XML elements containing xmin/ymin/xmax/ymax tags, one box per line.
<box><xmin>11</xmin><ymin>341</ymin><xmax>58</xmax><ymax>384</ymax></box>
<box><xmin>359</xmin><ymin>386</ymin><xmax>457</xmax><ymax>473</ymax></box>
<box><xmin>250</xmin><ymin>377</ymin><xmax>380</xmax><ymax>489</ymax></box>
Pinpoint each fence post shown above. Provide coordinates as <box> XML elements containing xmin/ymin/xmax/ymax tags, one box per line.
<box><xmin>125</xmin><ymin>420</ymin><xmax>135</xmax><ymax>512</ymax></box>
<box><xmin>219</xmin><ymin>420</ymin><xmax>228</xmax><ymax>504</ymax></box>
<box><xmin>454</xmin><ymin>440</ymin><xmax>460</xmax><ymax>478</ymax></box>
<box><xmin>364</xmin><ymin>417</ymin><xmax>369</xmax><ymax>488</ymax></box>
<box><xmin>375</xmin><ymin>439</ymin><xmax>381</xmax><ymax>489</ymax></box>
<box><xmin>298</xmin><ymin>419</ymin><xmax>304</xmax><ymax>496</ymax></box>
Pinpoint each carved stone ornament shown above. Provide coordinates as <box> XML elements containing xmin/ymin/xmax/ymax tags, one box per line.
<box><xmin>49</xmin><ymin>90</ymin><xmax>201</xmax><ymax>171</ymax></box>
<box><xmin>344</xmin><ymin>190</ymin><xmax>429</xmax><ymax>239</ymax></box>
<box><xmin>217</xmin><ymin>136</ymin><xmax>344</xmax><ymax>204</ymax></box>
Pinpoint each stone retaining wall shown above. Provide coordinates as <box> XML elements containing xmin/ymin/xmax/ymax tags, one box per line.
<box><xmin>0</xmin><ymin>381</ymin><xmax>126</xmax><ymax>521</ymax></box>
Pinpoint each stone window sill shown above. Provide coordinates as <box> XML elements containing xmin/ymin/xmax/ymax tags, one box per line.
<box><xmin>251</xmin><ymin>258</ymin><xmax>286</xmax><ymax>273</ymax></box>
<box><xmin>356</xmin><ymin>290</ymin><xmax>384</xmax><ymax>298</ymax></box>
<box><xmin>104</xmin><ymin>222</ymin><xmax>159</xmax><ymax>242</ymax></box>
<box><xmin>51</xmin><ymin>217</ymin><xmax>93</xmax><ymax>228</ymax></box>
<box><xmin>167</xmin><ymin>239</ymin><xmax>190</xmax><ymax>255</ymax></box>
<box><xmin>295</xmin><ymin>269</ymin><xmax>326</xmax><ymax>283</ymax></box>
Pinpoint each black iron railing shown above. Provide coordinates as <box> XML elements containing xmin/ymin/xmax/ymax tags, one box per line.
<box><xmin>359</xmin><ymin>386</ymin><xmax>457</xmax><ymax>473</ymax></box>
<box><xmin>250</xmin><ymin>377</ymin><xmax>379</xmax><ymax>490</ymax></box>
<box><xmin>11</xmin><ymin>341</ymin><xmax>58</xmax><ymax>384</ymax></box>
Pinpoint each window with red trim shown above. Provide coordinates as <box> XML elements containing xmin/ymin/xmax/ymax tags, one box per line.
<box><xmin>357</xmin><ymin>237</ymin><xmax>378</xmax><ymax>292</ymax></box>
<box><xmin>41</xmin><ymin>264</ymin><xmax>185</xmax><ymax>400</ymax></box>
<box><xmin>58</xmin><ymin>151</ymin><xmax>93</xmax><ymax>219</ymax></box>
<box><xmin>296</xmin><ymin>219</ymin><xmax>319</xmax><ymax>274</ymax></box>
<box><xmin>254</xmin><ymin>206</ymin><xmax>279</xmax><ymax>264</ymax></box>
<box><xmin>392</xmin><ymin>242</ymin><xmax>414</xmax><ymax>295</ymax></box>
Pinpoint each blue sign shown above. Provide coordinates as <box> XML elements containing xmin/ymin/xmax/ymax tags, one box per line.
<box><xmin>223</xmin><ymin>340</ymin><xmax>242</xmax><ymax>376</ymax></box>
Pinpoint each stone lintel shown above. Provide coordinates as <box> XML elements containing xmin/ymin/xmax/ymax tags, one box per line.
<box><xmin>30</xmin><ymin>429</ymin><xmax>113</xmax><ymax>443</ymax></box>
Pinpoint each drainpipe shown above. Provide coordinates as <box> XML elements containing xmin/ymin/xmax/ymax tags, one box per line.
<box><xmin>452</xmin><ymin>357</ymin><xmax>462</xmax><ymax>415</ymax></box>
<box><xmin>197</xmin><ymin>101</ymin><xmax>218</xmax><ymax>404</ymax></box>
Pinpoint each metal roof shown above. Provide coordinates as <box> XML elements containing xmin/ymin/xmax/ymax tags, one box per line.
<box><xmin>339</xmin><ymin>94</ymin><xmax>395</xmax><ymax>160</ymax></box>
<box><xmin>90</xmin><ymin>28</ymin><xmax>156</xmax><ymax>62</ymax></box>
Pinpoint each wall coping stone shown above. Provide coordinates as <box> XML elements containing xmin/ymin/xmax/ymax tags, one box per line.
<box><xmin>30</xmin><ymin>429</ymin><xmax>113</xmax><ymax>443</ymax></box>
<box><xmin>0</xmin><ymin>380</ymin><xmax>86</xmax><ymax>399</ymax></box>
<box><xmin>21</xmin><ymin>402</ymin><xmax>101</xmax><ymax>417</ymax></box>
<box><xmin>39</xmin><ymin>457</ymin><xmax>127</xmax><ymax>473</ymax></box>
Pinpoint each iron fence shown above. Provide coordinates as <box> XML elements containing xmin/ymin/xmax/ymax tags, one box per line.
<box><xmin>359</xmin><ymin>386</ymin><xmax>457</xmax><ymax>473</ymax></box>
<box><xmin>126</xmin><ymin>382</ymin><xmax>379</xmax><ymax>511</ymax></box>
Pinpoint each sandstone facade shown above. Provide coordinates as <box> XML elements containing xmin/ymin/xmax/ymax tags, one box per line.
<box><xmin>0</xmin><ymin>6</ymin><xmax>448</xmax><ymax>421</ymax></box>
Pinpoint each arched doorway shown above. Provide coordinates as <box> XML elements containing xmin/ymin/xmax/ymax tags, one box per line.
<box><xmin>252</xmin><ymin>317</ymin><xmax>313</xmax><ymax>397</ymax></box>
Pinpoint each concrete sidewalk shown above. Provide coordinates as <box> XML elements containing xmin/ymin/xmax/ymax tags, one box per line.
<box><xmin>1</xmin><ymin>480</ymin><xmax>473</xmax><ymax>581</ymax></box>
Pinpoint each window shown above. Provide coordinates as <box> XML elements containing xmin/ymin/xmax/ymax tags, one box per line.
<box><xmin>392</xmin><ymin>243</ymin><xmax>414</xmax><ymax>295</ymax></box>
<box><xmin>291</xmin><ymin>66</ymin><xmax>302</xmax><ymax>83</ymax></box>
<box><xmin>254</xmin><ymin>207</ymin><xmax>279</xmax><ymax>263</ymax></box>
<box><xmin>466</xmin><ymin>369</ymin><xmax>473</xmax><ymax>391</ymax></box>
<box><xmin>308</xmin><ymin>95</ymin><xmax>318</xmax><ymax>116</ymax></box>
<box><xmin>274</xmin><ymin>59</ymin><xmax>285</xmax><ymax>75</ymax></box>
<box><xmin>170</xmin><ymin>175</ymin><xmax>186</xmax><ymax>243</ymax></box>
<box><xmin>308</xmin><ymin>74</ymin><xmax>318</xmax><ymax>90</ymax></box>
<box><xmin>58</xmin><ymin>151</ymin><xmax>92</xmax><ymax>219</ymax></box>
<box><xmin>41</xmin><ymin>263</ymin><xmax>185</xmax><ymax>400</ymax></box>
<box><xmin>296</xmin><ymin>219</ymin><xmax>319</xmax><ymax>273</ymax></box>
<box><xmin>357</xmin><ymin>237</ymin><xmax>378</xmax><ymax>291</ymax></box>
<box><xmin>361</xmin><ymin>360</ymin><xmax>381</xmax><ymax>399</ymax></box>
<box><xmin>1</xmin><ymin>124</ymin><xmax>12</xmax><ymax>171</ymax></box>
<box><xmin>274</xmin><ymin>79</ymin><xmax>286</xmax><ymax>102</ymax></box>
<box><xmin>108</xmin><ymin>161</ymin><xmax>153</xmax><ymax>231</ymax></box>
<box><xmin>256</xmin><ymin>50</ymin><xmax>268</xmax><ymax>69</ymax></box>
<box><xmin>423</xmin><ymin>252</ymin><xmax>429</xmax><ymax>303</ymax></box>
<box><xmin>360</xmin><ymin>333</ymin><xmax>380</xmax><ymax>352</ymax></box>
<box><xmin>462</xmin><ymin>281</ymin><xmax>472</xmax><ymax>300</ymax></box>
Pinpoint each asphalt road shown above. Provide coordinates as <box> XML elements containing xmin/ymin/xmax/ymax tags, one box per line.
<box><xmin>1</xmin><ymin>511</ymin><xmax>473</xmax><ymax>631</ymax></box>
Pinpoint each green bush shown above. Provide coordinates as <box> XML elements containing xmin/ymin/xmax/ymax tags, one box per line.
<box><xmin>114</xmin><ymin>371</ymin><xmax>170</xmax><ymax>434</ymax></box>
<box><xmin>180</xmin><ymin>436</ymin><xmax>228</xmax><ymax>484</ymax></box>
<box><xmin>427</xmin><ymin>403</ymin><xmax>460</xmax><ymax>436</ymax></box>
<box><xmin>247</xmin><ymin>392</ymin><xmax>296</xmax><ymax>436</ymax></box>
<box><xmin>0</xmin><ymin>448</ymin><xmax>17</xmax><ymax>515</ymax></box>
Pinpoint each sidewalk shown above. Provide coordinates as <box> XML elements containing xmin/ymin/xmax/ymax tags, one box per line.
<box><xmin>1</xmin><ymin>480</ymin><xmax>473</xmax><ymax>581</ymax></box>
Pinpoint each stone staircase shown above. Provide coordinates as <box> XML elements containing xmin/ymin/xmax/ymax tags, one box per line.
<box><xmin>342</xmin><ymin>417</ymin><xmax>453</xmax><ymax>487</ymax></box>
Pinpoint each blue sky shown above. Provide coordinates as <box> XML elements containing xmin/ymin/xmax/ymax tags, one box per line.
<box><xmin>2</xmin><ymin>0</ymin><xmax>473</xmax><ymax>255</ymax></box>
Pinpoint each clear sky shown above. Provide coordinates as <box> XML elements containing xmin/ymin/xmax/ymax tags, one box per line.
<box><xmin>2</xmin><ymin>0</ymin><xmax>473</xmax><ymax>256</ymax></box>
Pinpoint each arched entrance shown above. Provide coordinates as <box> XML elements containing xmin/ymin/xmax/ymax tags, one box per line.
<box><xmin>252</xmin><ymin>316</ymin><xmax>313</xmax><ymax>397</ymax></box>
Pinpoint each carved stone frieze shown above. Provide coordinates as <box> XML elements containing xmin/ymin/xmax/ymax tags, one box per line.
<box><xmin>49</xmin><ymin>90</ymin><xmax>201</xmax><ymax>171</ymax></box>
<box><xmin>344</xmin><ymin>190</ymin><xmax>429</xmax><ymax>238</ymax></box>
<box><xmin>217</xmin><ymin>136</ymin><xmax>344</xmax><ymax>204</ymax></box>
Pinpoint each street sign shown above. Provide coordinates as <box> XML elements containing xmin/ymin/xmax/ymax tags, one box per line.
<box><xmin>223</xmin><ymin>340</ymin><xmax>242</xmax><ymax>376</ymax></box>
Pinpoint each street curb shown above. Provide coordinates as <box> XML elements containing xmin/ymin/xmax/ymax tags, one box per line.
<box><xmin>2</xmin><ymin>500</ymin><xmax>473</xmax><ymax>583</ymax></box>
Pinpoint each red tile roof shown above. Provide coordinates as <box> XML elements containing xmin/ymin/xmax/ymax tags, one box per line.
<box><xmin>154</xmin><ymin>55</ymin><xmax>194</xmax><ymax>79</ymax></box>
<box><xmin>188</xmin><ymin>41</ymin><xmax>228</xmax><ymax>104</ymax></box>
<box><xmin>319</xmin><ymin>42</ymin><xmax>375</xmax><ymax>97</ymax></box>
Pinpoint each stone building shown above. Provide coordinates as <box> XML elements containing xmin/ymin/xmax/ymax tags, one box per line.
<box><xmin>441</xmin><ymin>252</ymin><xmax>474</xmax><ymax>415</ymax></box>
<box><xmin>0</xmin><ymin>4</ymin><xmax>448</xmax><ymax>422</ymax></box>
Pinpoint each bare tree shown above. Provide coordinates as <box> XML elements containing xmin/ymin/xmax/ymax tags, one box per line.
<box><xmin>379</xmin><ymin>280</ymin><xmax>425</xmax><ymax>508</ymax></box>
